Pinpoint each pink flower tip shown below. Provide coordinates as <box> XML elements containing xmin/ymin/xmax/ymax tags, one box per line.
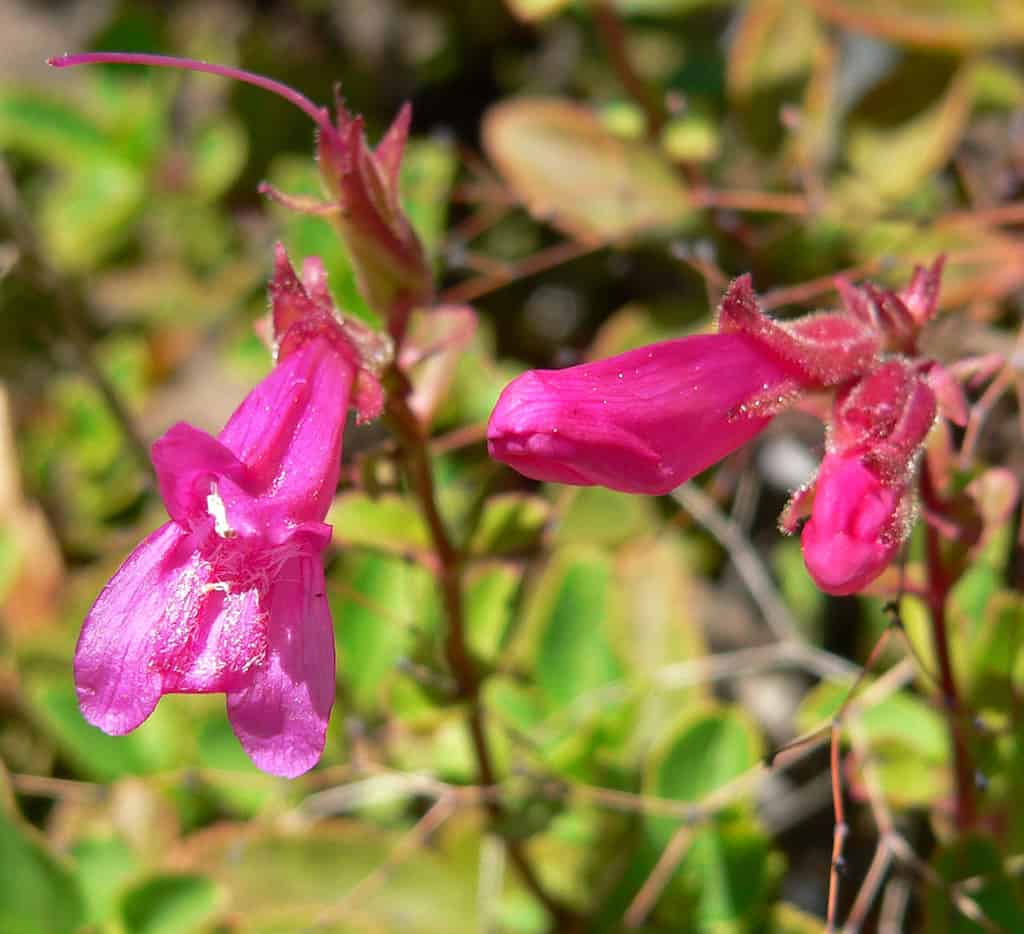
<box><xmin>800</xmin><ymin>453</ymin><xmax>905</xmax><ymax>595</ymax></box>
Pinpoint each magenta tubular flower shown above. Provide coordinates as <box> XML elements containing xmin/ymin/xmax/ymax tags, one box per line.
<box><xmin>487</xmin><ymin>330</ymin><xmax>804</xmax><ymax>495</ymax></box>
<box><xmin>800</xmin><ymin>452</ymin><xmax>907</xmax><ymax>596</ymax></box>
<box><xmin>75</xmin><ymin>249</ymin><xmax>366</xmax><ymax>778</ymax></box>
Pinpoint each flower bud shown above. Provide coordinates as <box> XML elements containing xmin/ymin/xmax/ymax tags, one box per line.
<box><xmin>800</xmin><ymin>452</ymin><xmax>907</xmax><ymax>595</ymax></box>
<box><xmin>487</xmin><ymin>331</ymin><xmax>804</xmax><ymax>495</ymax></box>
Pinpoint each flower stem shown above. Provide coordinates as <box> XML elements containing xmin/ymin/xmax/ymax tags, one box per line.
<box><xmin>920</xmin><ymin>467</ymin><xmax>977</xmax><ymax>832</ymax></box>
<box><xmin>591</xmin><ymin>0</ymin><xmax>667</xmax><ymax>139</ymax></box>
<box><xmin>385</xmin><ymin>376</ymin><xmax>579</xmax><ymax>929</ymax></box>
<box><xmin>49</xmin><ymin>53</ymin><xmax>335</xmax><ymax>140</ymax></box>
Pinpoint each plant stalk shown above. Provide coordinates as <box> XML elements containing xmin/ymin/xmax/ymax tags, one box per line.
<box><xmin>920</xmin><ymin>467</ymin><xmax>977</xmax><ymax>832</ymax></box>
<box><xmin>385</xmin><ymin>378</ymin><xmax>579</xmax><ymax>929</ymax></box>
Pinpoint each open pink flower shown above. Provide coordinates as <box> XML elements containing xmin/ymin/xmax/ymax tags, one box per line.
<box><xmin>75</xmin><ymin>248</ymin><xmax>370</xmax><ymax>777</ymax></box>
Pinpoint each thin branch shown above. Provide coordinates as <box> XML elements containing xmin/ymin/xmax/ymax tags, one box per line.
<box><xmin>440</xmin><ymin>240</ymin><xmax>597</xmax><ymax>304</ymax></box>
<box><xmin>384</xmin><ymin>380</ymin><xmax>578</xmax><ymax>927</ymax></box>
<box><xmin>623</xmin><ymin>825</ymin><xmax>695</xmax><ymax>927</ymax></box>
<box><xmin>692</xmin><ymin>187</ymin><xmax>812</xmax><ymax>216</ymax></box>
<box><xmin>759</xmin><ymin>261</ymin><xmax>883</xmax><ymax>312</ymax></box>
<box><xmin>592</xmin><ymin>0</ymin><xmax>667</xmax><ymax>138</ymax></box>
<box><xmin>672</xmin><ymin>482</ymin><xmax>801</xmax><ymax>643</ymax></box>
<box><xmin>920</xmin><ymin>467</ymin><xmax>977</xmax><ymax>831</ymax></box>
<box><xmin>877</xmin><ymin>876</ymin><xmax>912</xmax><ymax>934</ymax></box>
<box><xmin>315</xmin><ymin>794</ymin><xmax>459</xmax><ymax>926</ymax></box>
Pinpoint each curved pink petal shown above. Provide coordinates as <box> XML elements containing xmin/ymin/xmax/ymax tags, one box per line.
<box><xmin>226</xmin><ymin>556</ymin><xmax>335</xmax><ymax>777</ymax></box>
<box><xmin>151</xmin><ymin>422</ymin><xmax>251</xmax><ymax>523</ymax></box>
<box><xmin>218</xmin><ymin>336</ymin><xmax>355</xmax><ymax>528</ymax></box>
<box><xmin>487</xmin><ymin>332</ymin><xmax>800</xmax><ymax>495</ymax></box>
<box><xmin>75</xmin><ymin>522</ymin><xmax>195</xmax><ymax>734</ymax></box>
<box><xmin>801</xmin><ymin>453</ymin><xmax>905</xmax><ymax>595</ymax></box>
<box><xmin>159</xmin><ymin>584</ymin><xmax>268</xmax><ymax>695</ymax></box>
<box><xmin>159</xmin><ymin>522</ymin><xmax>331</xmax><ymax>695</ymax></box>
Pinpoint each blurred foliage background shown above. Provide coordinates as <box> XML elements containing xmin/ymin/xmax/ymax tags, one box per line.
<box><xmin>1</xmin><ymin>0</ymin><xmax>1024</xmax><ymax>931</ymax></box>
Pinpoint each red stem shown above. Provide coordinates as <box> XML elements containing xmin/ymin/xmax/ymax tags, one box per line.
<box><xmin>920</xmin><ymin>467</ymin><xmax>977</xmax><ymax>831</ymax></box>
<box><xmin>49</xmin><ymin>52</ymin><xmax>336</xmax><ymax>141</ymax></box>
<box><xmin>385</xmin><ymin>376</ymin><xmax>579</xmax><ymax>928</ymax></box>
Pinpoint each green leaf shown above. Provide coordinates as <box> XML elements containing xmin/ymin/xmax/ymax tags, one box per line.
<box><xmin>190</xmin><ymin>116</ymin><xmax>248</xmax><ymax>201</ymax></box>
<box><xmin>644</xmin><ymin>707</ymin><xmax>761</xmax><ymax>823</ymax></box>
<box><xmin>774</xmin><ymin>538</ymin><xmax>825</xmax><ymax>642</ymax></box>
<box><xmin>120</xmin><ymin>874</ymin><xmax>223</xmax><ymax>934</ymax></box>
<box><xmin>813</xmin><ymin>0</ymin><xmax>1024</xmax><ymax>50</ymax></box>
<box><xmin>845</xmin><ymin>59</ymin><xmax>973</xmax><ymax>203</ymax></box>
<box><xmin>0</xmin><ymin>89</ymin><xmax>114</xmax><ymax>166</ymax></box>
<box><xmin>521</xmin><ymin>547</ymin><xmax>623</xmax><ymax>708</ymax></box>
<box><xmin>612</xmin><ymin>536</ymin><xmax>706</xmax><ymax>678</ymax></box>
<box><xmin>553</xmin><ymin>485</ymin><xmax>660</xmax><ymax>548</ymax></box>
<box><xmin>329</xmin><ymin>493</ymin><xmax>432</xmax><ymax>555</ymax></box>
<box><xmin>636</xmin><ymin>706</ymin><xmax>778</xmax><ymax>928</ymax></box>
<box><xmin>176</xmin><ymin>818</ymin><xmax>487</xmax><ymax>932</ymax></box>
<box><xmin>771</xmin><ymin>902</ymin><xmax>827</xmax><ymax>933</ymax></box>
<box><xmin>728</xmin><ymin>0</ymin><xmax>820</xmax><ymax>99</ymax></box>
<box><xmin>30</xmin><ymin>680</ymin><xmax>185</xmax><ymax>780</ymax></box>
<box><xmin>681</xmin><ymin>822</ymin><xmax>781</xmax><ymax>930</ymax></box>
<box><xmin>0</xmin><ymin>797</ymin><xmax>83</xmax><ymax>934</ymax></box>
<box><xmin>468</xmin><ymin>493</ymin><xmax>550</xmax><ymax>556</ymax></box>
<box><xmin>40</xmin><ymin>159</ymin><xmax>145</xmax><ymax>271</ymax></box>
<box><xmin>796</xmin><ymin>680</ymin><xmax>950</xmax><ymax>806</ymax></box>
<box><xmin>70</xmin><ymin>836</ymin><xmax>138</xmax><ymax>926</ymax></box>
<box><xmin>483</xmin><ymin>98</ymin><xmax>694</xmax><ymax>244</ymax></box>
<box><xmin>332</xmin><ymin>549</ymin><xmax>437</xmax><ymax>712</ymax></box>
<box><xmin>503</xmin><ymin>0</ymin><xmax>572</xmax><ymax>22</ymax></box>
<box><xmin>465</xmin><ymin>562</ymin><xmax>520</xmax><ymax>663</ymax></box>
<box><xmin>926</xmin><ymin>835</ymin><xmax>1024</xmax><ymax>932</ymax></box>
<box><xmin>968</xmin><ymin>592</ymin><xmax>1024</xmax><ymax>710</ymax></box>
<box><xmin>400</xmin><ymin>138</ymin><xmax>457</xmax><ymax>260</ymax></box>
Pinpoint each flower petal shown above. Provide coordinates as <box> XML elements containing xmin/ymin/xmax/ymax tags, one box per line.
<box><xmin>75</xmin><ymin>522</ymin><xmax>194</xmax><ymax>734</ymax></box>
<box><xmin>801</xmin><ymin>453</ymin><xmax>905</xmax><ymax>595</ymax></box>
<box><xmin>218</xmin><ymin>337</ymin><xmax>354</xmax><ymax>527</ymax></box>
<box><xmin>226</xmin><ymin>555</ymin><xmax>335</xmax><ymax>778</ymax></box>
<box><xmin>151</xmin><ymin>422</ymin><xmax>251</xmax><ymax>523</ymax></box>
<box><xmin>160</xmin><ymin>583</ymin><xmax>268</xmax><ymax>695</ymax></box>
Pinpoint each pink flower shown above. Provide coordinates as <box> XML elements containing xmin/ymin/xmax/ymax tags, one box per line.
<box><xmin>487</xmin><ymin>330</ymin><xmax>805</xmax><ymax>495</ymax></box>
<box><xmin>490</xmin><ymin>265</ymin><xmax>950</xmax><ymax>596</ymax></box>
<box><xmin>799</xmin><ymin>452</ymin><xmax>907</xmax><ymax>595</ymax></box>
<box><xmin>792</xmin><ymin>359</ymin><xmax>937</xmax><ymax>595</ymax></box>
<box><xmin>75</xmin><ymin>248</ymin><xmax>371</xmax><ymax>778</ymax></box>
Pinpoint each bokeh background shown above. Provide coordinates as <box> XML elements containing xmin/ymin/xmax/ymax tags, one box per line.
<box><xmin>2</xmin><ymin>1</ymin><xmax>1024</xmax><ymax>931</ymax></box>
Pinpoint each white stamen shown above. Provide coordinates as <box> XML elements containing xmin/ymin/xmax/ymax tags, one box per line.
<box><xmin>206</xmin><ymin>483</ymin><xmax>234</xmax><ymax>538</ymax></box>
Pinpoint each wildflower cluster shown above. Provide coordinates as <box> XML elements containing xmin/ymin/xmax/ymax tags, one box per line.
<box><xmin>488</xmin><ymin>260</ymin><xmax>954</xmax><ymax>595</ymax></box>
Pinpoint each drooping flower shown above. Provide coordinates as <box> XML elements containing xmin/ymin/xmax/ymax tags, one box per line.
<box><xmin>486</xmin><ymin>274</ymin><xmax>879</xmax><ymax>495</ymax></box>
<box><xmin>75</xmin><ymin>247</ymin><xmax>376</xmax><ymax>777</ymax></box>
<box><xmin>489</xmin><ymin>262</ymin><xmax>951</xmax><ymax>596</ymax></box>
<box><xmin>487</xmin><ymin>329</ymin><xmax>807</xmax><ymax>495</ymax></box>
<box><xmin>799</xmin><ymin>452</ymin><xmax>910</xmax><ymax>595</ymax></box>
<box><xmin>787</xmin><ymin>359</ymin><xmax>938</xmax><ymax>594</ymax></box>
